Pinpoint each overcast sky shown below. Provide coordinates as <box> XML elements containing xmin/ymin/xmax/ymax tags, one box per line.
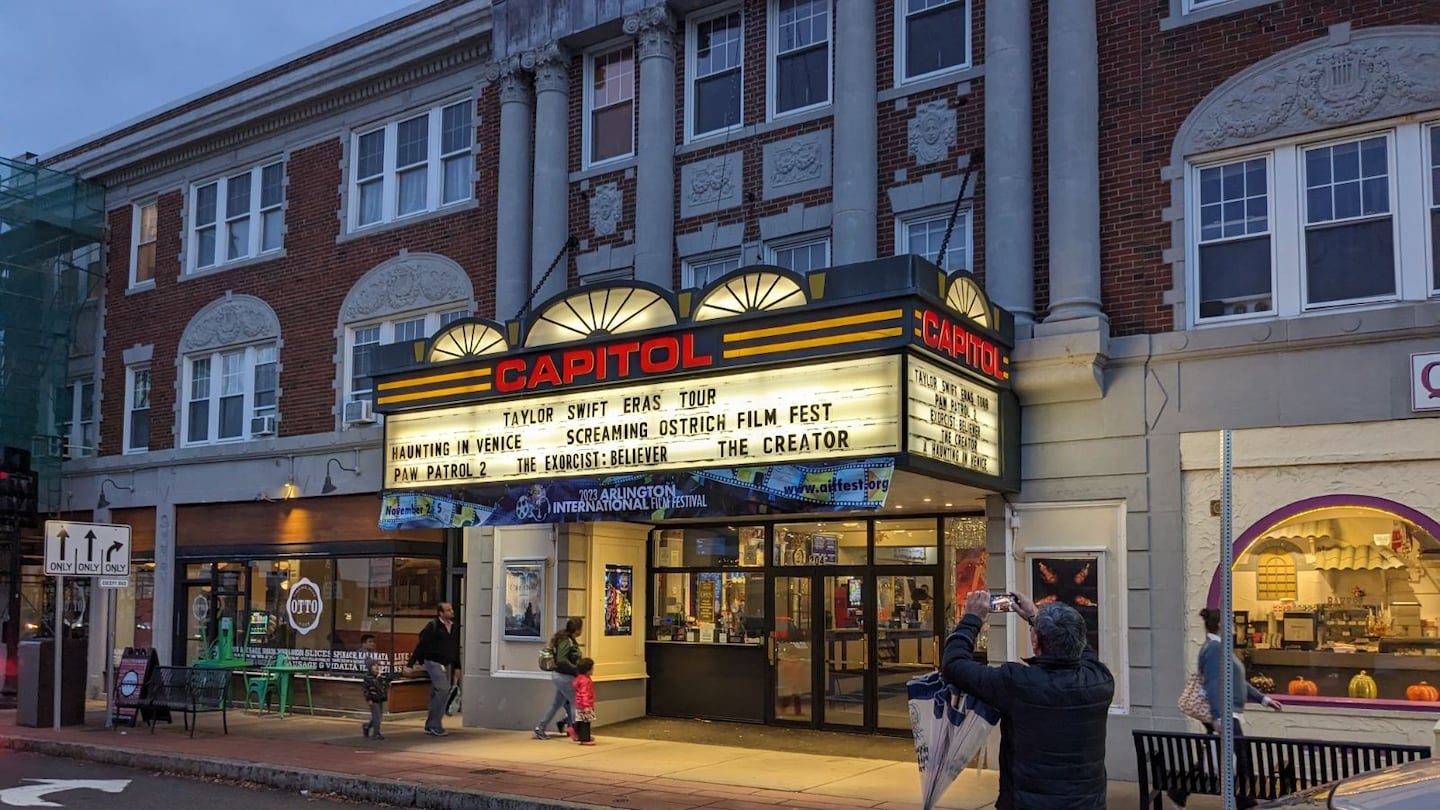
<box><xmin>1</xmin><ymin>0</ymin><xmax>428</xmax><ymax>159</ymax></box>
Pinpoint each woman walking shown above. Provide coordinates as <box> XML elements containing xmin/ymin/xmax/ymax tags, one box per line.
<box><xmin>533</xmin><ymin>617</ymin><xmax>583</xmax><ymax>739</ymax></box>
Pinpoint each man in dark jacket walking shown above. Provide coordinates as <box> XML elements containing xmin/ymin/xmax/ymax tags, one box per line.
<box><xmin>408</xmin><ymin>602</ymin><xmax>461</xmax><ymax>736</ymax></box>
<box><xmin>943</xmin><ymin>590</ymin><xmax>1114</xmax><ymax>810</ymax></box>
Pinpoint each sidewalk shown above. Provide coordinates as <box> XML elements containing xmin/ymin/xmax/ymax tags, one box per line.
<box><xmin>0</xmin><ymin>707</ymin><xmax>1191</xmax><ymax>810</ymax></box>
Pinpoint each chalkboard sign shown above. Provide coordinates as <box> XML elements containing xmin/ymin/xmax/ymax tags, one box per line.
<box><xmin>113</xmin><ymin>647</ymin><xmax>159</xmax><ymax>727</ymax></box>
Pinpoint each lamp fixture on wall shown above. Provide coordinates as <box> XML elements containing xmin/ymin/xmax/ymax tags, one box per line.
<box><xmin>96</xmin><ymin>478</ymin><xmax>134</xmax><ymax>510</ymax></box>
<box><xmin>321</xmin><ymin>454</ymin><xmax>360</xmax><ymax>494</ymax></box>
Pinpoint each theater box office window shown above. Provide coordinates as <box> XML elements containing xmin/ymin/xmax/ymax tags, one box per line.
<box><xmin>371</xmin><ymin>257</ymin><xmax>1020</xmax><ymax>731</ymax></box>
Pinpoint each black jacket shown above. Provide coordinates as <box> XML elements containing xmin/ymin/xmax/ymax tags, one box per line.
<box><xmin>408</xmin><ymin>618</ymin><xmax>461</xmax><ymax>669</ymax></box>
<box><xmin>362</xmin><ymin>671</ymin><xmax>389</xmax><ymax>703</ymax></box>
<box><xmin>941</xmin><ymin>614</ymin><xmax>1114</xmax><ymax>810</ymax></box>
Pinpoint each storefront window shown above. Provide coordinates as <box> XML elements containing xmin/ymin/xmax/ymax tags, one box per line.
<box><xmin>875</xmin><ymin>518</ymin><xmax>938</xmax><ymax>565</ymax></box>
<box><xmin>652</xmin><ymin>570</ymin><xmax>765</xmax><ymax>643</ymax></box>
<box><xmin>654</xmin><ymin>525</ymin><xmax>764</xmax><ymax>567</ymax></box>
<box><xmin>113</xmin><ymin>564</ymin><xmax>155</xmax><ymax>656</ymax></box>
<box><xmin>1231</xmin><ymin>503</ymin><xmax>1440</xmax><ymax>705</ymax></box>
<box><xmin>774</xmin><ymin>521</ymin><xmax>866</xmax><ymax>566</ymax></box>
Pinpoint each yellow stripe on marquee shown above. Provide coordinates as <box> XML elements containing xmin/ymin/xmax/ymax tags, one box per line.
<box><xmin>377</xmin><ymin>381</ymin><xmax>493</xmax><ymax>405</ymax></box>
<box><xmin>722</xmin><ymin>309</ymin><xmax>902</xmax><ymax>343</ymax></box>
<box><xmin>722</xmin><ymin>327</ymin><xmax>904</xmax><ymax>359</ymax></box>
<box><xmin>377</xmin><ymin>366</ymin><xmax>493</xmax><ymax>392</ymax></box>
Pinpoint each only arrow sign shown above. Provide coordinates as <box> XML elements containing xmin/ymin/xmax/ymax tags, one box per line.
<box><xmin>106</xmin><ymin>540</ymin><xmax>124</xmax><ymax>561</ymax></box>
<box><xmin>55</xmin><ymin>529</ymin><xmax>68</xmax><ymax>562</ymax></box>
<box><xmin>84</xmin><ymin>530</ymin><xmax>97</xmax><ymax>563</ymax></box>
<box><xmin>0</xmin><ymin>779</ymin><xmax>130</xmax><ymax>807</ymax></box>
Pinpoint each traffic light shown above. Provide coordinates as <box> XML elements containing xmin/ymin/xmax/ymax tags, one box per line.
<box><xmin>0</xmin><ymin>446</ymin><xmax>37</xmax><ymax>529</ymax></box>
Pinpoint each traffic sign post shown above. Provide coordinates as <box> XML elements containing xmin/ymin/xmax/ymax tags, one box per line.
<box><xmin>41</xmin><ymin>520</ymin><xmax>132</xmax><ymax>731</ymax></box>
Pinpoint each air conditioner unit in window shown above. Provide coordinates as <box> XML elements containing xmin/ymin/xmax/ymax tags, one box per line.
<box><xmin>1198</xmin><ymin>294</ymin><xmax>1273</xmax><ymax>319</ymax></box>
<box><xmin>343</xmin><ymin>399</ymin><xmax>376</xmax><ymax>425</ymax></box>
<box><xmin>46</xmin><ymin>435</ymin><xmax>64</xmax><ymax>458</ymax></box>
<box><xmin>250</xmin><ymin>415</ymin><xmax>277</xmax><ymax>437</ymax></box>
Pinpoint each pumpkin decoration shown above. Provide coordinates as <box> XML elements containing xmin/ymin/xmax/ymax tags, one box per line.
<box><xmin>1348</xmin><ymin>671</ymin><xmax>1378</xmax><ymax>700</ymax></box>
<box><xmin>1249</xmin><ymin>673</ymin><xmax>1276</xmax><ymax>695</ymax></box>
<box><xmin>1288</xmin><ymin>676</ymin><xmax>1319</xmax><ymax>696</ymax></box>
<box><xmin>1406</xmin><ymin>681</ymin><xmax>1439</xmax><ymax>702</ymax></box>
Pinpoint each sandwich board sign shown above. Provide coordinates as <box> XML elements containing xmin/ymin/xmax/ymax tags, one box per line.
<box><xmin>44</xmin><ymin>520</ymin><xmax>130</xmax><ymax>577</ymax></box>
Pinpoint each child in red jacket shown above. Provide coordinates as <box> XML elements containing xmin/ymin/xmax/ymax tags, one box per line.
<box><xmin>573</xmin><ymin>658</ymin><xmax>596</xmax><ymax>745</ymax></box>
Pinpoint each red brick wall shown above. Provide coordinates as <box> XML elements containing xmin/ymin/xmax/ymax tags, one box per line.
<box><xmin>1096</xmin><ymin>0</ymin><xmax>1438</xmax><ymax>337</ymax></box>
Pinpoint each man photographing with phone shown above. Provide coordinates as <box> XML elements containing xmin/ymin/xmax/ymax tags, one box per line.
<box><xmin>942</xmin><ymin>590</ymin><xmax>1115</xmax><ymax>810</ymax></box>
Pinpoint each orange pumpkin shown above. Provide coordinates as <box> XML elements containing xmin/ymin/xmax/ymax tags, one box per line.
<box><xmin>1288</xmin><ymin>676</ymin><xmax>1319</xmax><ymax>696</ymax></box>
<box><xmin>1406</xmin><ymin>681</ymin><xmax>1439</xmax><ymax>702</ymax></box>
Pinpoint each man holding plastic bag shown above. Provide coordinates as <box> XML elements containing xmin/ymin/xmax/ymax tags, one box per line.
<box><xmin>942</xmin><ymin>590</ymin><xmax>1114</xmax><ymax>810</ymax></box>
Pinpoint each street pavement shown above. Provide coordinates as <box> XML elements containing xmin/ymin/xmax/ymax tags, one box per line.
<box><xmin>0</xmin><ymin>752</ymin><xmax>370</xmax><ymax>808</ymax></box>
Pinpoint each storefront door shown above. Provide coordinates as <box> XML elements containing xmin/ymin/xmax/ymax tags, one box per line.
<box><xmin>178</xmin><ymin>562</ymin><xmax>247</xmax><ymax>665</ymax></box>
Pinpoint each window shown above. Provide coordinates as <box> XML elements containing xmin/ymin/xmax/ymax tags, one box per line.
<box><xmin>585</xmin><ymin>45</ymin><xmax>636</xmax><ymax>166</ymax></box>
<box><xmin>687</xmin><ymin>9</ymin><xmax>743</xmax><ymax>140</ymax></box>
<box><xmin>897</xmin><ymin>209</ymin><xmax>971</xmax><ymax>271</ymax></box>
<box><xmin>682</xmin><ymin>253</ymin><xmax>741</xmax><ymax>288</ymax></box>
<box><xmin>1188</xmin><ymin>119</ymin><xmax>1438</xmax><ymax>326</ymax></box>
<box><xmin>350</xmin><ymin>100</ymin><xmax>474</xmax><ymax>228</ymax></box>
<box><xmin>767</xmin><ymin>237</ymin><xmax>829</xmax><ymax>273</ymax></box>
<box><xmin>188</xmin><ymin>161</ymin><xmax>285</xmax><ymax>271</ymax></box>
<box><xmin>56</xmin><ymin>381</ymin><xmax>95</xmax><ymax>458</ymax></box>
<box><xmin>896</xmin><ymin>0</ymin><xmax>970</xmax><ymax>83</ymax></box>
<box><xmin>182</xmin><ymin>344</ymin><xmax>277</xmax><ymax>445</ymax></box>
<box><xmin>1256</xmin><ymin>552</ymin><xmax>1297</xmax><ymax>601</ymax></box>
<box><xmin>131</xmin><ymin>201</ymin><xmax>157</xmax><ymax>287</ymax></box>
<box><xmin>346</xmin><ymin>309</ymin><xmax>467</xmax><ymax>403</ymax></box>
<box><xmin>125</xmin><ymin>366</ymin><xmax>151</xmax><ymax>453</ymax></box>
<box><xmin>770</xmin><ymin>0</ymin><xmax>831</xmax><ymax>117</ymax></box>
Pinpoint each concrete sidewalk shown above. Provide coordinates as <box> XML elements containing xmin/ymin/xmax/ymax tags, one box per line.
<box><xmin>0</xmin><ymin>708</ymin><xmax>1204</xmax><ymax>809</ymax></box>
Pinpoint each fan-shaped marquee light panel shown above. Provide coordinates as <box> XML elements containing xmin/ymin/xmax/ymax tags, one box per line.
<box><xmin>944</xmin><ymin>275</ymin><xmax>991</xmax><ymax>328</ymax></box>
<box><xmin>525</xmin><ymin>286</ymin><xmax>677</xmax><ymax>347</ymax></box>
<box><xmin>692</xmin><ymin>270</ymin><xmax>808</xmax><ymax>321</ymax></box>
<box><xmin>426</xmin><ymin>320</ymin><xmax>509</xmax><ymax>363</ymax></box>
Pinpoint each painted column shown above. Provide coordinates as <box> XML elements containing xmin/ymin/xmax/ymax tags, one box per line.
<box><xmin>984</xmin><ymin>0</ymin><xmax>1034</xmax><ymax>324</ymax></box>
<box><xmin>1045</xmin><ymin>0</ymin><xmax>1103</xmax><ymax>323</ymax></box>
<box><xmin>152</xmin><ymin>501</ymin><xmax>175</xmax><ymax>665</ymax></box>
<box><xmin>525</xmin><ymin>44</ymin><xmax>571</xmax><ymax>308</ymax></box>
<box><xmin>831</xmin><ymin>0</ymin><xmax>878</xmax><ymax>265</ymax></box>
<box><xmin>625</xmin><ymin>6</ymin><xmax>677</xmax><ymax>289</ymax></box>
<box><xmin>491</xmin><ymin>56</ymin><xmax>534</xmax><ymax>320</ymax></box>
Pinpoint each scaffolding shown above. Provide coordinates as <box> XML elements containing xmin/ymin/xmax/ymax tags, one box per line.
<box><xmin>0</xmin><ymin>156</ymin><xmax>105</xmax><ymax>513</ymax></box>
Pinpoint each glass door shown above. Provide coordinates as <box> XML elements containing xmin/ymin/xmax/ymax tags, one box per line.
<box><xmin>771</xmin><ymin>575</ymin><xmax>813</xmax><ymax>723</ymax></box>
<box><xmin>875</xmin><ymin>573</ymin><xmax>936</xmax><ymax>732</ymax></box>
<box><xmin>181</xmin><ymin>580</ymin><xmax>213</xmax><ymax>665</ymax></box>
<box><xmin>822</xmin><ymin>573</ymin><xmax>871</xmax><ymax>729</ymax></box>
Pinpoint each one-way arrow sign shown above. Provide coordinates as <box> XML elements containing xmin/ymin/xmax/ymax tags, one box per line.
<box><xmin>0</xmin><ymin>778</ymin><xmax>130</xmax><ymax>807</ymax></box>
<box><xmin>44</xmin><ymin>521</ymin><xmax>130</xmax><ymax>578</ymax></box>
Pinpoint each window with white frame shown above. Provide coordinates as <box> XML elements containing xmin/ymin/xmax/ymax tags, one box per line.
<box><xmin>345</xmin><ymin>308</ymin><xmax>468</xmax><ymax>404</ymax></box>
<box><xmin>687</xmin><ymin>9</ymin><xmax>743</xmax><ymax>140</ymax></box>
<box><xmin>586</xmin><ymin>45</ymin><xmax>636</xmax><ymax>166</ymax></box>
<box><xmin>351</xmin><ymin>100</ymin><xmax>474</xmax><ymax>228</ymax></box>
<box><xmin>896</xmin><ymin>0</ymin><xmax>970</xmax><ymax>83</ymax></box>
<box><xmin>897</xmin><ymin>208</ymin><xmax>971</xmax><ymax>271</ymax></box>
<box><xmin>683</xmin><ymin>253</ymin><xmax>742</xmax><ymax>288</ymax></box>
<box><xmin>125</xmin><ymin>366</ymin><xmax>150</xmax><ymax>453</ymax></box>
<box><xmin>189</xmin><ymin>161</ymin><xmax>285</xmax><ymax>272</ymax></box>
<box><xmin>182</xmin><ymin>344</ymin><xmax>277</xmax><ymax>445</ymax></box>
<box><xmin>770</xmin><ymin>0</ymin><xmax>831</xmax><ymax>117</ymax></box>
<box><xmin>1189</xmin><ymin>119</ymin><xmax>1440</xmax><ymax>325</ymax></box>
<box><xmin>56</xmin><ymin>381</ymin><xmax>95</xmax><ymax>458</ymax></box>
<box><xmin>767</xmin><ymin>237</ymin><xmax>829</xmax><ymax>274</ymax></box>
<box><xmin>131</xmin><ymin>201</ymin><xmax>157</xmax><ymax>287</ymax></box>
<box><xmin>1431</xmin><ymin>126</ymin><xmax>1440</xmax><ymax>291</ymax></box>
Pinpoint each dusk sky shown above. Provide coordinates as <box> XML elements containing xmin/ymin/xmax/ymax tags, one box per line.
<box><xmin>1</xmin><ymin>0</ymin><xmax>427</xmax><ymax>159</ymax></box>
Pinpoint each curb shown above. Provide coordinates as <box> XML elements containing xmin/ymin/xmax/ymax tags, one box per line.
<box><xmin>0</xmin><ymin>734</ymin><xmax>600</xmax><ymax>810</ymax></box>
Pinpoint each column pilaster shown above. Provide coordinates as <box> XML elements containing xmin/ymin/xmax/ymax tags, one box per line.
<box><xmin>625</xmin><ymin>6</ymin><xmax>677</xmax><ymax>288</ymax></box>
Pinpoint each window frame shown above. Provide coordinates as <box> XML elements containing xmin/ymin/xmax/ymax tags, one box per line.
<box><xmin>343</xmin><ymin>308</ymin><xmax>469</xmax><ymax>405</ymax></box>
<box><xmin>685</xmin><ymin>5</ymin><xmax>745</xmax><ymax>143</ymax></box>
<box><xmin>1429</xmin><ymin>123</ymin><xmax>1440</xmax><ymax>295</ymax></box>
<box><xmin>682</xmin><ymin>251</ymin><xmax>743</xmax><ymax>288</ymax></box>
<box><xmin>895</xmin><ymin>206</ymin><xmax>973</xmax><ymax>272</ymax></box>
<box><xmin>180</xmin><ymin>342</ymin><xmax>278</xmax><ymax>447</ymax></box>
<box><xmin>123</xmin><ymin>365</ymin><xmax>151</xmax><ymax>454</ymax></box>
<box><xmin>766</xmin><ymin>0</ymin><xmax>833</xmax><ymax>121</ymax></box>
<box><xmin>893</xmin><ymin>0</ymin><xmax>972</xmax><ymax>86</ymax></box>
<box><xmin>1297</xmin><ymin>130</ymin><xmax>1400</xmax><ymax>311</ymax></box>
<box><xmin>130</xmin><ymin>200</ymin><xmax>158</xmax><ymax>289</ymax></box>
<box><xmin>186</xmin><ymin>160</ymin><xmax>285</xmax><ymax>274</ymax></box>
<box><xmin>347</xmin><ymin>99</ymin><xmax>475</xmax><ymax>231</ymax></box>
<box><xmin>765</xmin><ymin>234</ymin><xmax>831</xmax><ymax>274</ymax></box>
<box><xmin>582</xmin><ymin>41</ymin><xmax>638</xmax><ymax>169</ymax></box>
<box><xmin>57</xmin><ymin>380</ymin><xmax>97</xmax><ymax>458</ymax></box>
<box><xmin>1189</xmin><ymin>153</ymin><xmax>1278</xmax><ymax>324</ymax></box>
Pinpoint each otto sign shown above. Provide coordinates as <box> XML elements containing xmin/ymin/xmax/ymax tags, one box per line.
<box><xmin>286</xmin><ymin>577</ymin><xmax>324</xmax><ymax>635</ymax></box>
<box><xmin>43</xmin><ymin>520</ymin><xmax>130</xmax><ymax>577</ymax></box>
<box><xmin>1413</xmin><ymin>351</ymin><xmax>1440</xmax><ymax>412</ymax></box>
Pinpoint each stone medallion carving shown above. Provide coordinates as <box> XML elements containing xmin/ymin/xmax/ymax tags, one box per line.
<box><xmin>1180</xmin><ymin>29</ymin><xmax>1440</xmax><ymax>155</ymax></box>
<box><xmin>908</xmin><ymin>100</ymin><xmax>956</xmax><ymax>165</ymax></box>
<box><xmin>589</xmin><ymin>182</ymin><xmax>623</xmax><ymax>237</ymax></box>
<box><xmin>681</xmin><ymin>153</ymin><xmax>743</xmax><ymax>219</ymax></box>
<box><xmin>342</xmin><ymin>252</ymin><xmax>472</xmax><ymax>322</ymax></box>
<box><xmin>762</xmin><ymin>130</ymin><xmax>831</xmax><ymax>199</ymax></box>
<box><xmin>180</xmin><ymin>293</ymin><xmax>280</xmax><ymax>352</ymax></box>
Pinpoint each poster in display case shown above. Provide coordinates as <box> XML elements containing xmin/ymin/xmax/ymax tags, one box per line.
<box><xmin>605</xmin><ymin>564</ymin><xmax>633</xmax><ymax>636</ymax></box>
<box><xmin>503</xmin><ymin>560</ymin><xmax>545</xmax><ymax>641</ymax></box>
<box><xmin>1029</xmin><ymin>555</ymin><xmax>1101</xmax><ymax>655</ymax></box>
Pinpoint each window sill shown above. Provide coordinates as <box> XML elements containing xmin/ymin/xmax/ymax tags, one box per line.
<box><xmin>179</xmin><ymin>250</ymin><xmax>287</xmax><ymax>283</ymax></box>
<box><xmin>1160</xmin><ymin>0</ymin><xmax>1281</xmax><ymax>31</ymax></box>
<box><xmin>338</xmin><ymin>199</ymin><xmax>480</xmax><ymax>244</ymax></box>
<box><xmin>676</xmin><ymin>106</ymin><xmax>834</xmax><ymax>158</ymax></box>
<box><xmin>125</xmin><ymin>281</ymin><xmax>157</xmax><ymax>296</ymax></box>
<box><xmin>878</xmin><ymin>65</ymin><xmax>985</xmax><ymax>105</ymax></box>
<box><xmin>569</xmin><ymin>157</ymin><xmax>637</xmax><ymax>184</ymax></box>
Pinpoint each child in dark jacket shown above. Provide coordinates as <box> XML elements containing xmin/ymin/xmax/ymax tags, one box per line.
<box><xmin>362</xmin><ymin>656</ymin><xmax>390</xmax><ymax>740</ymax></box>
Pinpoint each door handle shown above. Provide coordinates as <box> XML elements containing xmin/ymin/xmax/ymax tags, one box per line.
<box><xmin>768</xmin><ymin>634</ymin><xmax>777</xmax><ymax>666</ymax></box>
<box><xmin>860</xmin><ymin>634</ymin><xmax>869</xmax><ymax>669</ymax></box>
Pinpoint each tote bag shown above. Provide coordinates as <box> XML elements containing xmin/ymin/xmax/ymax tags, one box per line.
<box><xmin>1178</xmin><ymin>672</ymin><xmax>1214</xmax><ymax>724</ymax></box>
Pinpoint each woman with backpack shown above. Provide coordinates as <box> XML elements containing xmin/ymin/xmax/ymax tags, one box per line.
<box><xmin>533</xmin><ymin>617</ymin><xmax>583</xmax><ymax>739</ymax></box>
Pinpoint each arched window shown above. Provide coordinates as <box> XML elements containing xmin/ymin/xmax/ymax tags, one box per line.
<box><xmin>1255</xmin><ymin>552</ymin><xmax>1296</xmax><ymax>601</ymax></box>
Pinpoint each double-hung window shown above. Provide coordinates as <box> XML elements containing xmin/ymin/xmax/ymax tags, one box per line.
<box><xmin>189</xmin><ymin>161</ymin><xmax>285</xmax><ymax>272</ymax></box>
<box><xmin>1303</xmin><ymin>135</ymin><xmax>1395</xmax><ymax>305</ymax></box>
<box><xmin>1195</xmin><ymin>157</ymin><xmax>1272</xmax><ymax>318</ymax></box>
<box><xmin>585</xmin><ymin>45</ymin><xmax>636</xmax><ymax>167</ymax></box>
<box><xmin>131</xmin><ymin>201</ymin><xmax>157</xmax><ymax>287</ymax></box>
<box><xmin>687</xmin><ymin>9</ymin><xmax>743</xmax><ymax>140</ymax></box>
<box><xmin>1431</xmin><ymin>126</ymin><xmax>1440</xmax><ymax>291</ymax></box>
<box><xmin>897</xmin><ymin>209</ymin><xmax>971</xmax><ymax>271</ymax></box>
<box><xmin>56</xmin><ymin>381</ymin><xmax>95</xmax><ymax>458</ymax></box>
<box><xmin>351</xmin><ymin>100</ymin><xmax>475</xmax><ymax>229</ymax></box>
<box><xmin>683</xmin><ymin>253</ymin><xmax>742</xmax><ymax>288</ymax></box>
<box><xmin>770</xmin><ymin>0</ymin><xmax>831</xmax><ymax>117</ymax></box>
<box><xmin>767</xmin><ymin>237</ymin><xmax>829</xmax><ymax>274</ymax></box>
<box><xmin>125</xmin><ymin>366</ymin><xmax>151</xmax><ymax>453</ymax></box>
<box><xmin>896</xmin><ymin>0</ymin><xmax>971</xmax><ymax>83</ymax></box>
<box><xmin>183</xmin><ymin>344</ymin><xmax>278</xmax><ymax>445</ymax></box>
<box><xmin>346</xmin><ymin>309</ymin><xmax>468</xmax><ymax>404</ymax></box>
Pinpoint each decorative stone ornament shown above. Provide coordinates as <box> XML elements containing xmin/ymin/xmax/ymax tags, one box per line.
<box><xmin>523</xmin><ymin>43</ymin><xmax>569</xmax><ymax>93</ymax></box>
<box><xmin>486</xmin><ymin>55</ymin><xmax>531</xmax><ymax>105</ymax></box>
<box><xmin>342</xmin><ymin>252</ymin><xmax>472</xmax><ymax>322</ymax></box>
<box><xmin>624</xmin><ymin>5</ymin><xmax>676</xmax><ymax>60</ymax></box>
<box><xmin>908</xmin><ymin>100</ymin><xmax>957</xmax><ymax>165</ymax></box>
<box><xmin>589</xmin><ymin>182</ymin><xmax>623</xmax><ymax>237</ymax></box>
<box><xmin>179</xmin><ymin>292</ymin><xmax>281</xmax><ymax>352</ymax></box>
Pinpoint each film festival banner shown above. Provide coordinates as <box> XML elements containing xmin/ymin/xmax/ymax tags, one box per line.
<box><xmin>379</xmin><ymin>457</ymin><xmax>895</xmax><ymax>529</ymax></box>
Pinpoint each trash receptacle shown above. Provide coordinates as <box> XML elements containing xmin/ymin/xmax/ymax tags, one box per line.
<box><xmin>17</xmin><ymin>638</ymin><xmax>88</xmax><ymax>727</ymax></box>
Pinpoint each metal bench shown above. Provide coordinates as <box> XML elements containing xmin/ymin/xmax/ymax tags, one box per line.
<box><xmin>1133</xmin><ymin>729</ymin><xmax>1429</xmax><ymax>808</ymax></box>
<box><xmin>145</xmin><ymin>666</ymin><xmax>230</xmax><ymax>737</ymax></box>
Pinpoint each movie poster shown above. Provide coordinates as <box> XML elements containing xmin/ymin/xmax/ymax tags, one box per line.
<box><xmin>1029</xmin><ymin>555</ymin><xmax>1101</xmax><ymax>655</ymax></box>
<box><xmin>604</xmin><ymin>564</ymin><xmax>633</xmax><ymax>636</ymax></box>
<box><xmin>503</xmin><ymin>560</ymin><xmax>544</xmax><ymax>641</ymax></box>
